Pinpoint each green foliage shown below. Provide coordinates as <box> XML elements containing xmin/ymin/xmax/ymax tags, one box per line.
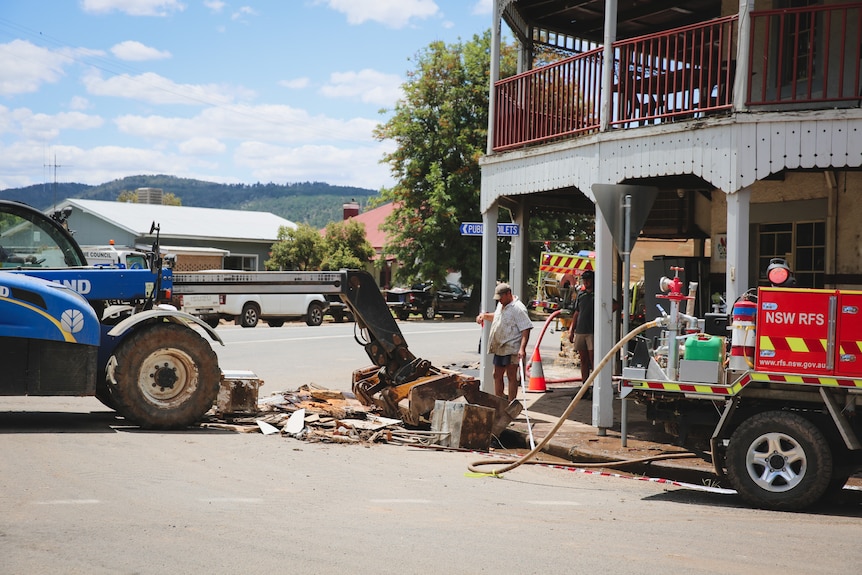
<box><xmin>265</xmin><ymin>219</ymin><xmax>374</xmax><ymax>271</ymax></box>
<box><xmin>375</xmin><ymin>31</ymin><xmax>517</xmax><ymax>290</ymax></box>
<box><xmin>265</xmin><ymin>224</ymin><xmax>323</xmax><ymax>270</ymax></box>
<box><xmin>321</xmin><ymin>219</ymin><xmax>375</xmax><ymax>270</ymax></box>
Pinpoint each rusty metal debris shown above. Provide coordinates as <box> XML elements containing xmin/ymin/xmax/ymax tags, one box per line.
<box><xmin>202</xmin><ymin>384</ymin><xmax>458</xmax><ymax>446</ymax></box>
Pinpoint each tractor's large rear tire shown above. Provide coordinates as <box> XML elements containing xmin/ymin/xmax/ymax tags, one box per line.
<box><xmin>107</xmin><ymin>323</ymin><xmax>220</xmax><ymax>429</ymax></box>
<box><xmin>726</xmin><ymin>411</ymin><xmax>832</xmax><ymax>511</ymax></box>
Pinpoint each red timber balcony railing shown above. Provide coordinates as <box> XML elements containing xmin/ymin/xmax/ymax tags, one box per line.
<box><xmin>492</xmin><ymin>17</ymin><xmax>736</xmax><ymax>151</ymax></box>
<box><xmin>748</xmin><ymin>3</ymin><xmax>862</xmax><ymax>106</ymax></box>
<box><xmin>493</xmin><ymin>47</ymin><xmax>603</xmax><ymax>152</ymax></box>
<box><xmin>612</xmin><ymin>16</ymin><xmax>737</xmax><ymax>128</ymax></box>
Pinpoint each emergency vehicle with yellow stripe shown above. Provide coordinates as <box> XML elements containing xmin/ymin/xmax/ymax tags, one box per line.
<box><xmin>621</xmin><ymin>260</ymin><xmax>862</xmax><ymax>510</ymax></box>
<box><xmin>531</xmin><ymin>250</ymin><xmax>594</xmax><ymax>313</ymax></box>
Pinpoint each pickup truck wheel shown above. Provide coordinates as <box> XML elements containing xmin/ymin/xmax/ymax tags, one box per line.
<box><xmin>726</xmin><ymin>411</ymin><xmax>832</xmax><ymax>510</ymax></box>
<box><xmin>422</xmin><ymin>305</ymin><xmax>436</xmax><ymax>320</ymax></box>
<box><xmin>239</xmin><ymin>303</ymin><xmax>260</xmax><ymax>328</ymax></box>
<box><xmin>267</xmin><ymin>319</ymin><xmax>285</xmax><ymax>328</ymax></box>
<box><xmin>205</xmin><ymin>316</ymin><xmax>220</xmax><ymax>329</ymax></box>
<box><xmin>106</xmin><ymin>323</ymin><xmax>220</xmax><ymax>429</ymax></box>
<box><xmin>306</xmin><ymin>302</ymin><xmax>324</xmax><ymax>326</ymax></box>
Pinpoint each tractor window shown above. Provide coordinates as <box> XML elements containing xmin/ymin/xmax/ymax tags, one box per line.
<box><xmin>0</xmin><ymin>205</ymin><xmax>86</xmax><ymax>268</ymax></box>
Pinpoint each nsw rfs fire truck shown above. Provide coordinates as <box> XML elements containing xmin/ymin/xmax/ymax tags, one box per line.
<box><xmin>621</xmin><ymin>261</ymin><xmax>862</xmax><ymax>510</ymax></box>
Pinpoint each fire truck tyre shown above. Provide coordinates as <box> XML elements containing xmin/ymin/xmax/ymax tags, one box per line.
<box><xmin>726</xmin><ymin>411</ymin><xmax>832</xmax><ymax>511</ymax></box>
<box><xmin>396</xmin><ymin>310</ymin><xmax>409</xmax><ymax>321</ymax></box>
<box><xmin>239</xmin><ymin>303</ymin><xmax>260</xmax><ymax>328</ymax></box>
<box><xmin>423</xmin><ymin>305</ymin><xmax>436</xmax><ymax>320</ymax></box>
<box><xmin>107</xmin><ymin>324</ymin><xmax>220</xmax><ymax>429</ymax></box>
<box><xmin>305</xmin><ymin>302</ymin><xmax>324</xmax><ymax>326</ymax></box>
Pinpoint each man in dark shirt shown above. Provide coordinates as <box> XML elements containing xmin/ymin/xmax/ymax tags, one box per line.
<box><xmin>567</xmin><ymin>270</ymin><xmax>595</xmax><ymax>383</ymax></box>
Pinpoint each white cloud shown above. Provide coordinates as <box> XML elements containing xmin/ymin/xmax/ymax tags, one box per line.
<box><xmin>471</xmin><ymin>0</ymin><xmax>492</xmax><ymax>16</ymax></box>
<box><xmin>0</xmin><ymin>106</ymin><xmax>103</xmax><ymax>142</ymax></box>
<box><xmin>321</xmin><ymin>0</ymin><xmax>438</xmax><ymax>29</ymax></box>
<box><xmin>231</xmin><ymin>6</ymin><xmax>258</xmax><ymax>21</ymax></box>
<box><xmin>320</xmin><ymin>69</ymin><xmax>402</xmax><ymax>106</ymax></box>
<box><xmin>82</xmin><ymin>70</ymin><xmax>255</xmax><ymax>106</ymax></box>
<box><xmin>234</xmin><ymin>141</ymin><xmax>393</xmax><ymax>189</ymax></box>
<box><xmin>110</xmin><ymin>41</ymin><xmax>172</xmax><ymax>61</ymax></box>
<box><xmin>80</xmin><ymin>0</ymin><xmax>186</xmax><ymax>17</ymax></box>
<box><xmin>69</xmin><ymin>96</ymin><xmax>92</xmax><ymax>111</ymax></box>
<box><xmin>114</xmin><ymin>104</ymin><xmax>378</xmax><ymax>144</ymax></box>
<box><xmin>279</xmin><ymin>77</ymin><xmax>310</xmax><ymax>90</ymax></box>
<box><xmin>0</xmin><ymin>40</ymin><xmax>69</xmax><ymax>95</ymax></box>
<box><xmin>178</xmin><ymin>137</ymin><xmax>226</xmax><ymax>155</ymax></box>
<box><xmin>204</xmin><ymin>0</ymin><xmax>225</xmax><ymax>12</ymax></box>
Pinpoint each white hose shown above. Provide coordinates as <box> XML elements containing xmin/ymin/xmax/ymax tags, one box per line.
<box><xmin>467</xmin><ymin>320</ymin><xmax>696</xmax><ymax>475</ymax></box>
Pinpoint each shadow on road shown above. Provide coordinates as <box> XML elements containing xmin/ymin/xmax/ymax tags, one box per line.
<box><xmin>0</xmin><ymin>409</ymin><xmax>236</xmax><ymax>435</ymax></box>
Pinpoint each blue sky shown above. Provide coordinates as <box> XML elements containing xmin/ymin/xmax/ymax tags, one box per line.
<box><xmin>0</xmin><ymin>0</ymin><xmax>494</xmax><ymax>191</ymax></box>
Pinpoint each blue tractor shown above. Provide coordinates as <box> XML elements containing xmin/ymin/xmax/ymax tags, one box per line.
<box><xmin>0</xmin><ymin>200</ymin><xmax>223</xmax><ymax>428</ymax></box>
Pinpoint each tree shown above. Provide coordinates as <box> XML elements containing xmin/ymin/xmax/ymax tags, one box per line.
<box><xmin>320</xmin><ymin>219</ymin><xmax>375</xmax><ymax>270</ymax></box>
<box><xmin>265</xmin><ymin>224</ymin><xmax>323</xmax><ymax>270</ymax></box>
<box><xmin>265</xmin><ymin>219</ymin><xmax>374</xmax><ymax>271</ymax></box>
<box><xmin>374</xmin><ymin>32</ymin><xmax>516</xmax><ymax>290</ymax></box>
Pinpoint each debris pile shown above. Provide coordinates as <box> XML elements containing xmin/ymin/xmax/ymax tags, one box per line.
<box><xmin>202</xmin><ymin>384</ymin><xmax>447</xmax><ymax>446</ymax></box>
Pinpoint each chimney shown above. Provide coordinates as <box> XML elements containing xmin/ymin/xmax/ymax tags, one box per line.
<box><xmin>343</xmin><ymin>199</ymin><xmax>360</xmax><ymax>220</ymax></box>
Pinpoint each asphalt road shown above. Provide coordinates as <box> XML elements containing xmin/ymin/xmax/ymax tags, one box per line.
<box><xmin>3</xmin><ymin>395</ymin><xmax>862</xmax><ymax>575</ymax></box>
<box><xmin>2</xmin><ymin>318</ymin><xmax>861</xmax><ymax>574</ymax></box>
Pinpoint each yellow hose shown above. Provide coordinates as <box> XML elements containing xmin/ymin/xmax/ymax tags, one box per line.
<box><xmin>467</xmin><ymin>320</ymin><xmax>698</xmax><ymax>475</ymax></box>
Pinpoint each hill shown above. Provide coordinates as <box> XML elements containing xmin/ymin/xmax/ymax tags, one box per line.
<box><xmin>0</xmin><ymin>175</ymin><xmax>380</xmax><ymax>228</ymax></box>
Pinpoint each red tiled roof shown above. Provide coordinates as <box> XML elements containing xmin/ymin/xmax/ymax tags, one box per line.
<box><xmin>348</xmin><ymin>202</ymin><xmax>394</xmax><ymax>251</ymax></box>
<box><xmin>319</xmin><ymin>202</ymin><xmax>395</xmax><ymax>255</ymax></box>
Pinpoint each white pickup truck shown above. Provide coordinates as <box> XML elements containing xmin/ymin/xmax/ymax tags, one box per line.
<box><xmin>177</xmin><ymin>290</ymin><xmax>328</xmax><ymax>328</ymax></box>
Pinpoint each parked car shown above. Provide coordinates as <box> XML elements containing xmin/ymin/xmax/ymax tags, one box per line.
<box><xmin>324</xmin><ymin>294</ymin><xmax>353</xmax><ymax>323</ymax></box>
<box><xmin>385</xmin><ymin>282</ymin><xmax>470</xmax><ymax>320</ymax></box>
<box><xmin>177</xmin><ymin>272</ymin><xmax>328</xmax><ymax>328</ymax></box>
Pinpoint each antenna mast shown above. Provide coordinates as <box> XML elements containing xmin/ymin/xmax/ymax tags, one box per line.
<box><xmin>44</xmin><ymin>154</ymin><xmax>64</xmax><ymax>211</ymax></box>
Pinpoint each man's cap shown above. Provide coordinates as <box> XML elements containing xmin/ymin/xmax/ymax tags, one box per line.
<box><xmin>494</xmin><ymin>283</ymin><xmax>512</xmax><ymax>300</ymax></box>
<box><xmin>582</xmin><ymin>270</ymin><xmax>594</xmax><ymax>280</ymax></box>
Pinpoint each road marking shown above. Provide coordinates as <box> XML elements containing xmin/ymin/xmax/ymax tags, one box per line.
<box><xmin>369</xmin><ymin>499</ymin><xmax>432</xmax><ymax>504</ymax></box>
<box><xmin>33</xmin><ymin>499</ymin><xmax>100</xmax><ymax>505</ymax></box>
<box><xmin>199</xmin><ymin>498</ymin><xmax>264</xmax><ymax>503</ymax></box>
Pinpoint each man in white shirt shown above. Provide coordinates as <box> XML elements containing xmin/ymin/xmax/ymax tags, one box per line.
<box><xmin>476</xmin><ymin>283</ymin><xmax>533</xmax><ymax>404</ymax></box>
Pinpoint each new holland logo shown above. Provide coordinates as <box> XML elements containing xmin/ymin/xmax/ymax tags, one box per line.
<box><xmin>61</xmin><ymin>309</ymin><xmax>85</xmax><ymax>333</ymax></box>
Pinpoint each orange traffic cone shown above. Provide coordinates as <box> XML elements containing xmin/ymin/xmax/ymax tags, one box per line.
<box><xmin>527</xmin><ymin>347</ymin><xmax>548</xmax><ymax>393</ymax></box>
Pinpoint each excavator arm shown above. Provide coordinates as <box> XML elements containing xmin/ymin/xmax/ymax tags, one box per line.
<box><xmin>173</xmin><ymin>269</ymin><xmax>521</xmax><ymax>429</ymax></box>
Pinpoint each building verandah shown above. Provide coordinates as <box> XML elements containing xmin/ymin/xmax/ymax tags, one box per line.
<box><xmin>477</xmin><ymin>1</ymin><xmax>862</xmax><ymax>430</ymax></box>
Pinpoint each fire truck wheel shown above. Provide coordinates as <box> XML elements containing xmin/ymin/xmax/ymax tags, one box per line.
<box><xmin>726</xmin><ymin>411</ymin><xmax>832</xmax><ymax>511</ymax></box>
<box><xmin>423</xmin><ymin>305</ymin><xmax>436</xmax><ymax>320</ymax></box>
<box><xmin>107</xmin><ymin>323</ymin><xmax>220</xmax><ymax>429</ymax></box>
<box><xmin>239</xmin><ymin>303</ymin><xmax>260</xmax><ymax>328</ymax></box>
